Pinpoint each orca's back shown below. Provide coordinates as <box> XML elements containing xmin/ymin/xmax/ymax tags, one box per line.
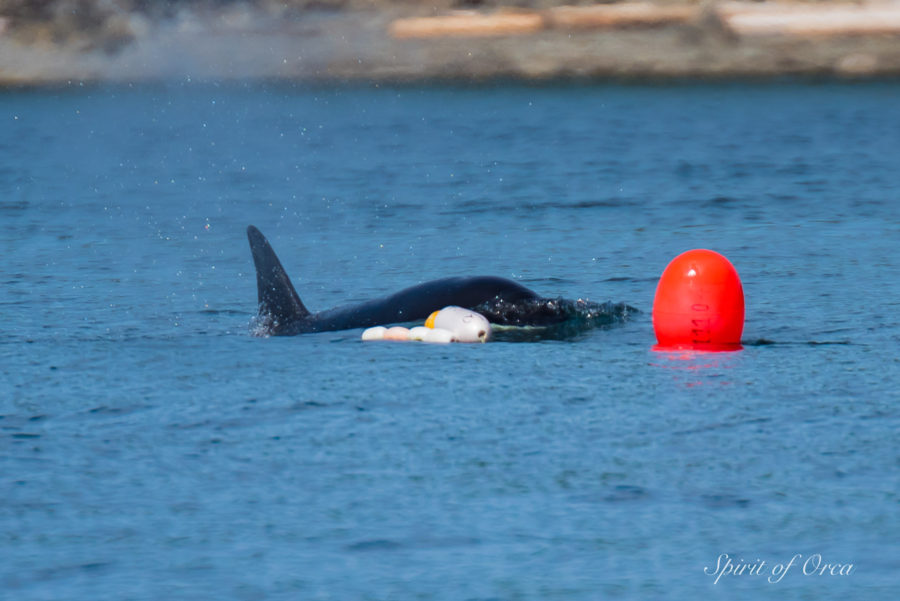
<box><xmin>311</xmin><ymin>276</ymin><xmax>541</xmax><ymax>331</ymax></box>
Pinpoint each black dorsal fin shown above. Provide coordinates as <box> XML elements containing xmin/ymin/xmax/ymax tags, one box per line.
<box><xmin>247</xmin><ymin>226</ymin><xmax>310</xmax><ymax>328</ymax></box>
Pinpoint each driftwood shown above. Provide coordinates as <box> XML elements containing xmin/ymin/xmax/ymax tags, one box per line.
<box><xmin>389</xmin><ymin>10</ymin><xmax>544</xmax><ymax>39</ymax></box>
<box><xmin>720</xmin><ymin>2</ymin><xmax>900</xmax><ymax>36</ymax></box>
<box><xmin>390</xmin><ymin>2</ymin><xmax>900</xmax><ymax>39</ymax></box>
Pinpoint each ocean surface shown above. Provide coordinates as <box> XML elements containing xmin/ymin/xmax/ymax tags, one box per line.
<box><xmin>1</xmin><ymin>81</ymin><xmax>898</xmax><ymax>600</ymax></box>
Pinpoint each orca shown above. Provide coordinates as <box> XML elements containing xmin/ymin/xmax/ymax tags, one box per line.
<box><xmin>247</xmin><ymin>225</ymin><xmax>633</xmax><ymax>337</ymax></box>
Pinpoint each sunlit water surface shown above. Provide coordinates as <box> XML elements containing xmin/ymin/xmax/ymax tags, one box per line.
<box><xmin>1</xmin><ymin>82</ymin><xmax>898</xmax><ymax>600</ymax></box>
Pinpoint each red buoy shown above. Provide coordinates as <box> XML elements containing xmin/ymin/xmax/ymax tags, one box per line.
<box><xmin>652</xmin><ymin>249</ymin><xmax>744</xmax><ymax>351</ymax></box>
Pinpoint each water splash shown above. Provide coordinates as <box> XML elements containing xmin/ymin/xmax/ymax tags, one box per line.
<box><xmin>475</xmin><ymin>297</ymin><xmax>637</xmax><ymax>341</ymax></box>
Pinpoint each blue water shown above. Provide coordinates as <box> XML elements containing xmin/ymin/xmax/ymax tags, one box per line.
<box><xmin>1</xmin><ymin>82</ymin><xmax>898</xmax><ymax>600</ymax></box>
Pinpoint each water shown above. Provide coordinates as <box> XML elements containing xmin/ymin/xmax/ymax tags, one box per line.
<box><xmin>1</xmin><ymin>81</ymin><xmax>898</xmax><ymax>600</ymax></box>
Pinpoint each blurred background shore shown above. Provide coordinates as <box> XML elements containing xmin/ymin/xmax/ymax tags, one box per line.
<box><xmin>2</xmin><ymin>0</ymin><xmax>900</xmax><ymax>85</ymax></box>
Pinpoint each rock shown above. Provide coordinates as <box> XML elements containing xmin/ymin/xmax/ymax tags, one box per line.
<box><xmin>835</xmin><ymin>52</ymin><xmax>878</xmax><ymax>76</ymax></box>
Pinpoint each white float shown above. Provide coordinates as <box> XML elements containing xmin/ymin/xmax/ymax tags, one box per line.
<box><xmin>361</xmin><ymin>307</ymin><xmax>491</xmax><ymax>343</ymax></box>
<box><xmin>432</xmin><ymin>306</ymin><xmax>492</xmax><ymax>343</ymax></box>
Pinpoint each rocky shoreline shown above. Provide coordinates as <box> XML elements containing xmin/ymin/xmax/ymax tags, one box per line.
<box><xmin>2</xmin><ymin>1</ymin><xmax>900</xmax><ymax>85</ymax></box>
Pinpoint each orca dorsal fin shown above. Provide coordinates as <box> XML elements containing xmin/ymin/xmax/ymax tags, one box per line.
<box><xmin>247</xmin><ymin>225</ymin><xmax>310</xmax><ymax>329</ymax></box>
